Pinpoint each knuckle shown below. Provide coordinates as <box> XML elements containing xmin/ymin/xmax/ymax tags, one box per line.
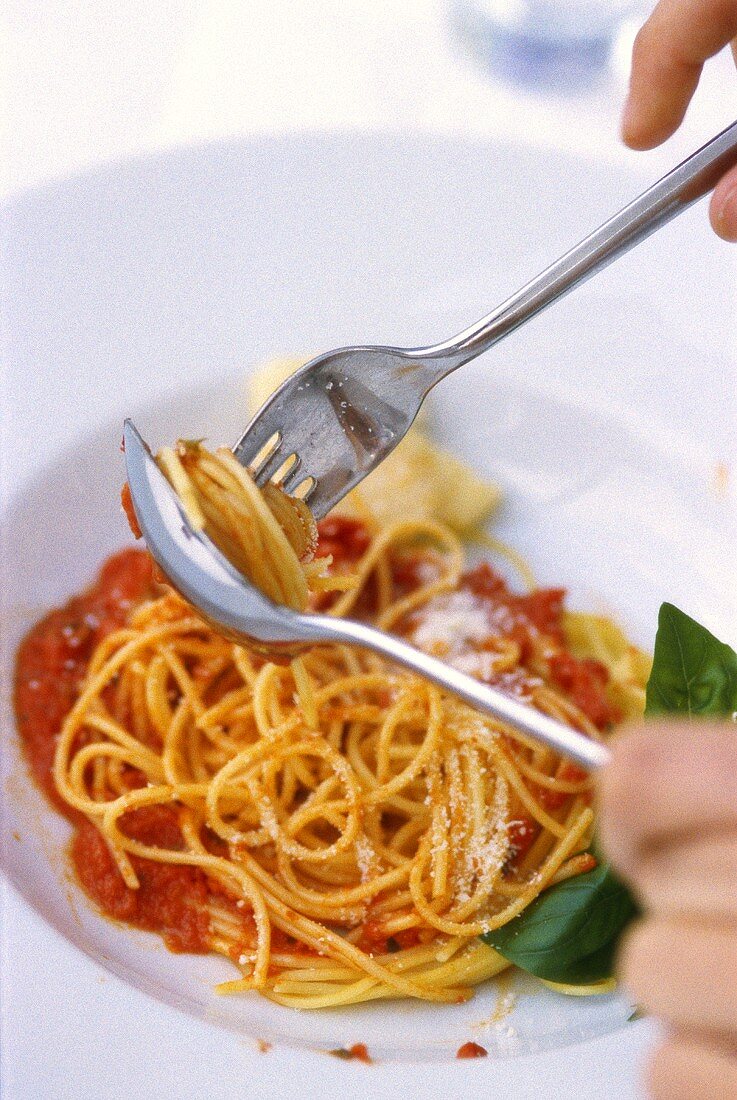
<box><xmin>629</xmin><ymin>18</ymin><xmax>664</xmax><ymax>70</ymax></box>
<box><xmin>631</xmin><ymin>25</ymin><xmax>651</xmax><ymax>64</ymax></box>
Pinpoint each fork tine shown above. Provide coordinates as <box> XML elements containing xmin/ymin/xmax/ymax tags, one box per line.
<box><xmin>278</xmin><ymin>455</ymin><xmax>302</xmax><ymax>490</ymax></box>
<box><xmin>254</xmin><ymin>447</ymin><xmax>289</xmax><ymax>486</ymax></box>
<box><xmin>240</xmin><ymin>430</ymin><xmax>281</xmax><ymax>474</ymax></box>
<box><xmin>293</xmin><ymin>476</ymin><xmax>316</xmax><ymax>501</ymax></box>
<box><xmin>249</xmin><ymin>433</ymin><xmax>282</xmax><ymax>479</ymax></box>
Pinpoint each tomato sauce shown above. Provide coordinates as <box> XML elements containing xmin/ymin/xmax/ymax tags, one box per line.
<box><xmin>505</xmin><ymin>816</ymin><xmax>540</xmax><ymax>866</ymax></box>
<box><xmin>315</xmin><ymin>515</ymin><xmax>372</xmax><ymax>564</ymax></box>
<box><xmin>463</xmin><ymin>562</ymin><xmax>566</xmax><ymax>652</ymax></box>
<box><xmin>14</xmin><ymin>549</ymin><xmax>154</xmax><ymax>811</ymax></box>
<box><xmin>13</xmin><ymin>548</ymin><xmax>218</xmax><ymax>953</ymax></box>
<box><xmin>456</xmin><ymin>1041</ymin><xmax>488</xmax><ymax>1059</ymax></box>
<box><xmin>330</xmin><ymin>1043</ymin><xmax>373</xmax><ymax>1063</ymax></box>
<box><xmin>355</xmin><ymin>919</ymin><xmax>423</xmax><ymax>957</ymax></box>
<box><xmin>461</xmin><ymin>562</ymin><xmax>617</xmax><ymax>730</ymax></box>
<box><xmin>312</xmin><ymin>516</ymin><xmax>374</xmax><ymax>612</ymax></box>
<box><xmin>120</xmin><ymin>482</ymin><xmax>142</xmax><ymax>539</ymax></box>
<box><xmin>72</xmin><ymin>810</ymin><xmax>211</xmax><ymax>952</ymax></box>
<box><xmin>549</xmin><ymin>651</ymin><xmax>620</xmax><ymax>729</ymax></box>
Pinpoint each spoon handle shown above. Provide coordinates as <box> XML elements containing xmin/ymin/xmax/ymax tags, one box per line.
<box><xmin>307</xmin><ymin>614</ymin><xmax>611</xmax><ymax>771</ymax></box>
<box><xmin>423</xmin><ymin>118</ymin><xmax>737</xmax><ymax>372</ymax></box>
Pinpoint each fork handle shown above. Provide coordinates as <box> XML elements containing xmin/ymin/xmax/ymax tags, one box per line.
<box><xmin>422</xmin><ymin>118</ymin><xmax>737</xmax><ymax>372</ymax></box>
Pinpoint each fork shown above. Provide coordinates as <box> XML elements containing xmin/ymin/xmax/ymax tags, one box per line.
<box><xmin>235</xmin><ymin>119</ymin><xmax>737</xmax><ymax>519</ymax></box>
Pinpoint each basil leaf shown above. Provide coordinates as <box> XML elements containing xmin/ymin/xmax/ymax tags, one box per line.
<box><xmin>481</xmin><ymin>860</ymin><xmax>638</xmax><ymax>984</ymax></box>
<box><xmin>645</xmin><ymin>602</ymin><xmax>737</xmax><ymax>718</ymax></box>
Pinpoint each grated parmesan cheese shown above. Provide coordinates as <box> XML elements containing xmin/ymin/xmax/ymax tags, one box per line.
<box><xmin>450</xmin><ymin>651</ymin><xmax>503</xmax><ymax>682</ymax></box>
<box><xmin>412</xmin><ymin>591</ymin><xmax>490</xmax><ymax>656</ymax></box>
<box><xmin>354</xmin><ymin>834</ymin><xmax>379</xmax><ymax>882</ymax></box>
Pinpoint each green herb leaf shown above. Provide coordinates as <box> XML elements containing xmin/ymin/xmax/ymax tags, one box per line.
<box><xmin>645</xmin><ymin>602</ymin><xmax>737</xmax><ymax>718</ymax></box>
<box><xmin>481</xmin><ymin>860</ymin><xmax>638</xmax><ymax>984</ymax></box>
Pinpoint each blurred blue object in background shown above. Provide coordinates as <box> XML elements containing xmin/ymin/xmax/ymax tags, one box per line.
<box><xmin>453</xmin><ymin>0</ymin><xmax>644</xmax><ymax>89</ymax></box>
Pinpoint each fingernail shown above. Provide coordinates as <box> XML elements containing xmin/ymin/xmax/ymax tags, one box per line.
<box><xmin>713</xmin><ymin>182</ymin><xmax>737</xmax><ymax>242</ymax></box>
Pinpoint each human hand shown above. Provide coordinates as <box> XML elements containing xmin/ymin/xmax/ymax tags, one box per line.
<box><xmin>599</xmin><ymin>722</ymin><xmax>737</xmax><ymax>1099</ymax></box>
<box><xmin>622</xmin><ymin>0</ymin><xmax>737</xmax><ymax>240</ymax></box>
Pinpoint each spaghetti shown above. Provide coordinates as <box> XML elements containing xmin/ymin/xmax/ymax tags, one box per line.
<box><xmin>152</xmin><ymin>440</ymin><xmax>356</xmax><ymax>727</ymax></box>
<box><xmin>14</xmin><ymin>440</ymin><xmax>649</xmax><ymax>1009</ymax></box>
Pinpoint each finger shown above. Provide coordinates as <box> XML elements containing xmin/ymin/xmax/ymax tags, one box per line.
<box><xmin>599</xmin><ymin>722</ymin><xmax>737</xmax><ymax>876</ymax></box>
<box><xmin>620</xmin><ymin>916</ymin><xmax>737</xmax><ymax>1035</ymax></box>
<box><xmin>647</xmin><ymin>1033</ymin><xmax>737</xmax><ymax>1100</ymax></box>
<box><xmin>622</xmin><ymin>0</ymin><xmax>737</xmax><ymax>149</ymax></box>
<box><xmin>710</xmin><ymin>164</ymin><xmax>737</xmax><ymax>242</ymax></box>
<box><xmin>627</xmin><ymin>832</ymin><xmax>737</xmax><ymax>922</ymax></box>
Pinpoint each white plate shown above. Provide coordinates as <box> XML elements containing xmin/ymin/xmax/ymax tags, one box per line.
<box><xmin>2</xmin><ymin>134</ymin><xmax>735</xmax><ymax>1098</ymax></box>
